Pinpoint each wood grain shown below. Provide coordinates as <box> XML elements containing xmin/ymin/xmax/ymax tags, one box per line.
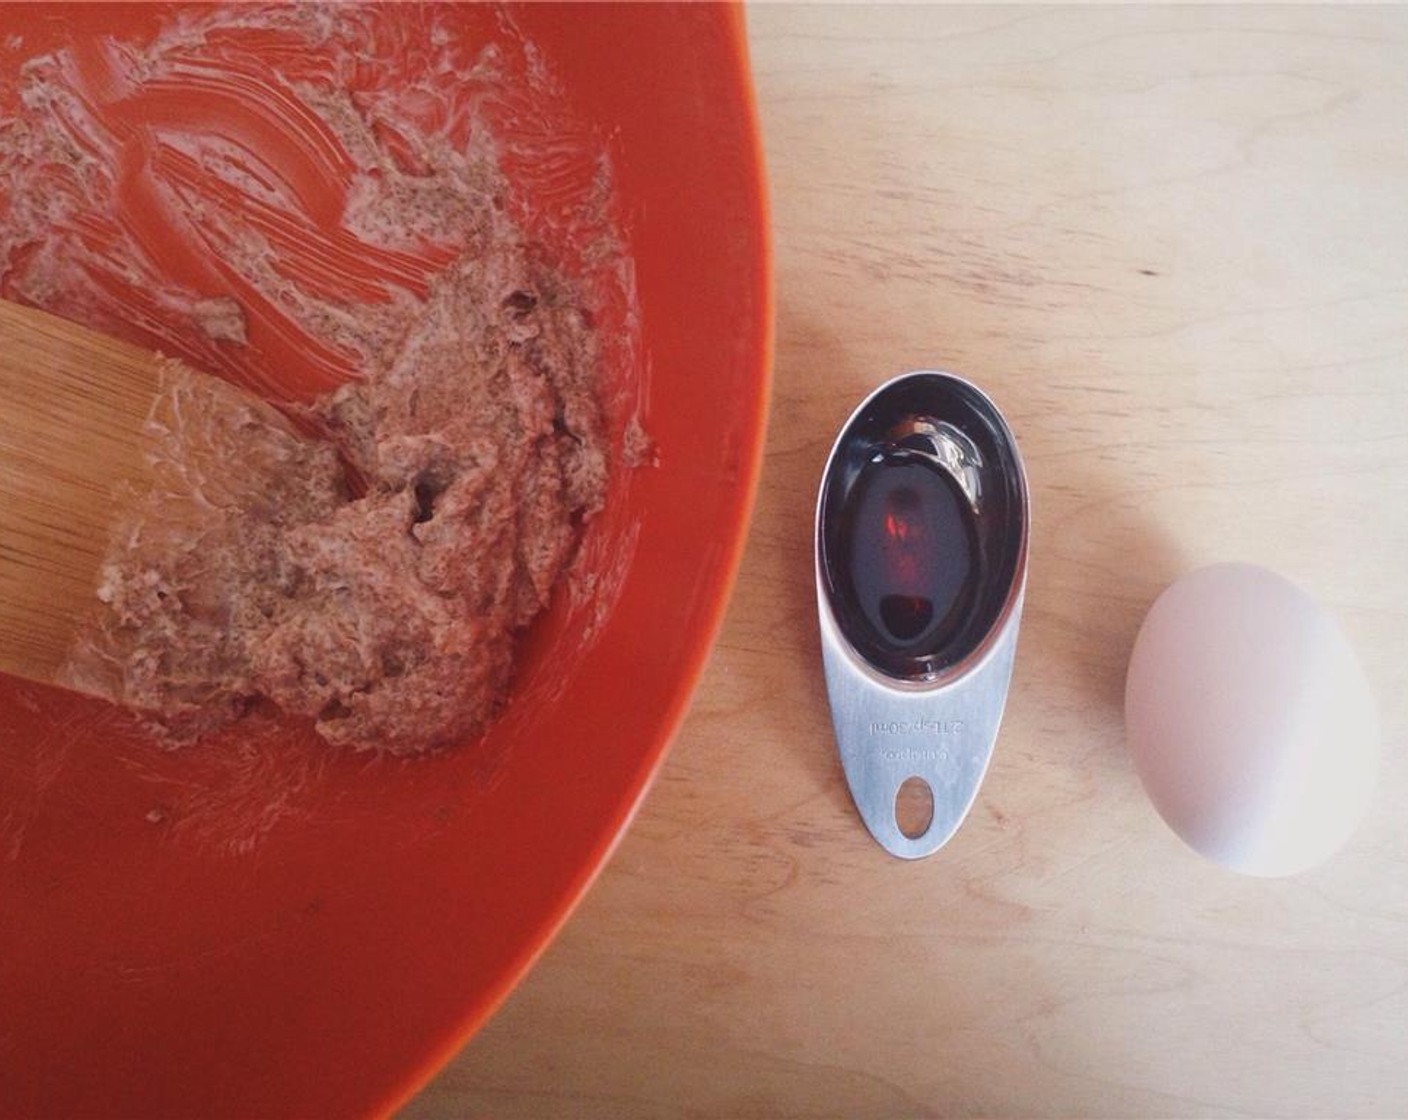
<box><xmin>406</xmin><ymin>7</ymin><xmax>1408</xmax><ymax>1117</ymax></box>
<box><xmin>0</xmin><ymin>301</ymin><xmax>286</xmax><ymax>688</ymax></box>
<box><xmin>0</xmin><ymin>300</ymin><xmax>161</xmax><ymax>682</ymax></box>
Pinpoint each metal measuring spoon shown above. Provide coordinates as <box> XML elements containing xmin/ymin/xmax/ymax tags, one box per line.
<box><xmin>814</xmin><ymin>370</ymin><xmax>1029</xmax><ymax>859</ymax></box>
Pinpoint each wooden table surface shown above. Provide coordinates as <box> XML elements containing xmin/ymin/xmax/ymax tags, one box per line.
<box><xmin>408</xmin><ymin>7</ymin><xmax>1408</xmax><ymax>1117</ymax></box>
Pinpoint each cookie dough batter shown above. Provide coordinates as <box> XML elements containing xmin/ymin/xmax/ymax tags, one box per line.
<box><xmin>1</xmin><ymin>5</ymin><xmax>626</xmax><ymax>754</ymax></box>
<box><xmin>67</xmin><ymin>247</ymin><xmax>605</xmax><ymax>754</ymax></box>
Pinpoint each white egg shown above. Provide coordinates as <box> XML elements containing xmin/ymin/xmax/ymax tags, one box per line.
<box><xmin>1124</xmin><ymin>563</ymin><xmax>1379</xmax><ymax>877</ymax></box>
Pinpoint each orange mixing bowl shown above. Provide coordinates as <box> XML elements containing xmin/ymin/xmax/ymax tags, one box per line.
<box><xmin>0</xmin><ymin>4</ymin><xmax>769</xmax><ymax>1116</ymax></box>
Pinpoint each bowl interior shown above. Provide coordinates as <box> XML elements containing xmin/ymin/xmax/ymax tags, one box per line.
<box><xmin>0</xmin><ymin>5</ymin><xmax>769</xmax><ymax>1116</ymax></box>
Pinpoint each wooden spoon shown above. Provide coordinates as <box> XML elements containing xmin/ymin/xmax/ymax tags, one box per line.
<box><xmin>0</xmin><ymin>299</ymin><xmax>269</xmax><ymax>687</ymax></box>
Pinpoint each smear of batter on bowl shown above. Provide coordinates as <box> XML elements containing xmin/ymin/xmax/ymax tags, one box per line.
<box><xmin>0</xmin><ymin>5</ymin><xmax>636</xmax><ymax>754</ymax></box>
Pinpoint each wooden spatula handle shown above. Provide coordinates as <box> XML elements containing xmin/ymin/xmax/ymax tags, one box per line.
<box><xmin>0</xmin><ymin>300</ymin><xmax>163</xmax><ymax>683</ymax></box>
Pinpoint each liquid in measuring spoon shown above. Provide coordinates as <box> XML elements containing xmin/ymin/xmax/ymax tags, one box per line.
<box><xmin>841</xmin><ymin>457</ymin><xmax>977</xmax><ymax>658</ymax></box>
